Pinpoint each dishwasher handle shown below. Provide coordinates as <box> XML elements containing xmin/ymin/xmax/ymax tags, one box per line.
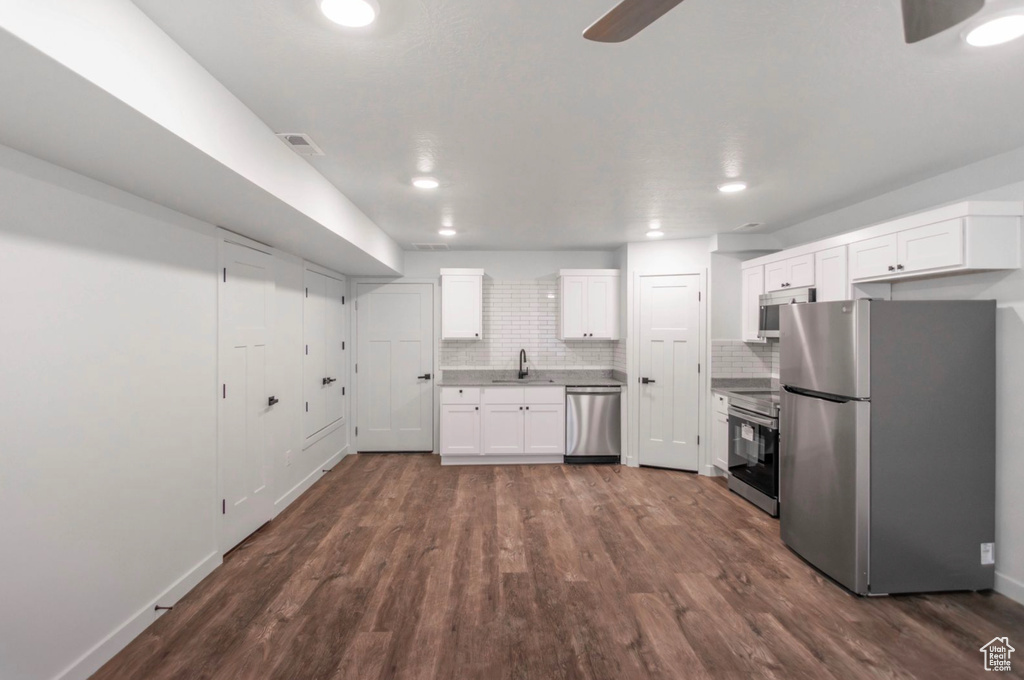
<box><xmin>566</xmin><ymin>386</ymin><xmax>623</xmax><ymax>395</ymax></box>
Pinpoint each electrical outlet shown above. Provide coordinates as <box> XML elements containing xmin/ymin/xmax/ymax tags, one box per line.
<box><xmin>285</xmin><ymin>449</ymin><xmax>293</xmax><ymax>467</ymax></box>
<box><xmin>981</xmin><ymin>543</ymin><xmax>995</xmax><ymax>566</ymax></box>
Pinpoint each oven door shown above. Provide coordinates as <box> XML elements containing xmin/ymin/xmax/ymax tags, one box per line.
<box><xmin>728</xmin><ymin>406</ymin><xmax>780</xmax><ymax>499</ymax></box>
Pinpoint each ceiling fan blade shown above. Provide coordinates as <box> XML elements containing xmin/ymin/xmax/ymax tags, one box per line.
<box><xmin>901</xmin><ymin>0</ymin><xmax>985</xmax><ymax>43</ymax></box>
<box><xmin>583</xmin><ymin>0</ymin><xmax>687</xmax><ymax>43</ymax></box>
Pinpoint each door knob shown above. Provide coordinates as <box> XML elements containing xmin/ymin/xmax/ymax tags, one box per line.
<box><xmin>641</xmin><ymin>377</ymin><xmax>656</xmax><ymax>384</ymax></box>
<box><xmin>417</xmin><ymin>373</ymin><xmax>432</xmax><ymax>380</ymax></box>
<box><xmin>268</xmin><ymin>396</ymin><xmax>279</xmax><ymax>407</ymax></box>
<box><xmin>322</xmin><ymin>377</ymin><xmax>337</xmax><ymax>385</ymax></box>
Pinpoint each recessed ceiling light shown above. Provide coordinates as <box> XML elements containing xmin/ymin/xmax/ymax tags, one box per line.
<box><xmin>438</xmin><ymin>228</ymin><xmax>457</xmax><ymax>237</ymax></box>
<box><xmin>646</xmin><ymin>230</ymin><xmax>664</xmax><ymax>239</ymax></box>
<box><xmin>718</xmin><ymin>181</ymin><xmax>748</xmax><ymax>193</ymax></box>
<box><xmin>413</xmin><ymin>177</ymin><xmax>440</xmax><ymax>190</ymax></box>
<box><xmin>965</xmin><ymin>15</ymin><xmax>1024</xmax><ymax>47</ymax></box>
<box><xmin>320</xmin><ymin>0</ymin><xmax>379</xmax><ymax>27</ymax></box>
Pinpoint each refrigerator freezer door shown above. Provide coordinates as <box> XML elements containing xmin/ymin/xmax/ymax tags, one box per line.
<box><xmin>779</xmin><ymin>300</ymin><xmax>870</xmax><ymax>399</ymax></box>
<box><xmin>780</xmin><ymin>388</ymin><xmax>870</xmax><ymax>594</ymax></box>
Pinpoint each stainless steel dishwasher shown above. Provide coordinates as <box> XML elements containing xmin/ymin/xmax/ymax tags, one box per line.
<box><xmin>565</xmin><ymin>386</ymin><xmax>622</xmax><ymax>464</ymax></box>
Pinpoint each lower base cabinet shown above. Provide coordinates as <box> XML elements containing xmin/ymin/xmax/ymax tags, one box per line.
<box><xmin>712</xmin><ymin>393</ymin><xmax>730</xmax><ymax>472</ymax></box>
<box><xmin>441</xmin><ymin>386</ymin><xmax>565</xmax><ymax>465</ymax></box>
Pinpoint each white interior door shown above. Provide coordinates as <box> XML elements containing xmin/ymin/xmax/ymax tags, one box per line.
<box><xmin>356</xmin><ymin>282</ymin><xmax>433</xmax><ymax>452</ymax></box>
<box><xmin>219</xmin><ymin>240</ymin><xmax>275</xmax><ymax>552</ymax></box>
<box><xmin>303</xmin><ymin>270</ymin><xmax>326</xmax><ymax>438</ymax></box>
<box><xmin>638</xmin><ymin>275</ymin><xmax>701</xmax><ymax>471</ymax></box>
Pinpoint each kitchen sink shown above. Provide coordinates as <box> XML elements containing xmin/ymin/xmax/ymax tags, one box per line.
<box><xmin>491</xmin><ymin>379</ymin><xmax>555</xmax><ymax>384</ymax></box>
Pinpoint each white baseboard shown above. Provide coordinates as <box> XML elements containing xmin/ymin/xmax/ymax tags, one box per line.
<box><xmin>441</xmin><ymin>454</ymin><xmax>563</xmax><ymax>466</ymax></box>
<box><xmin>995</xmin><ymin>570</ymin><xmax>1024</xmax><ymax>605</ymax></box>
<box><xmin>274</xmin><ymin>446</ymin><xmax>347</xmax><ymax>513</ymax></box>
<box><xmin>54</xmin><ymin>550</ymin><xmax>221</xmax><ymax>680</ymax></box>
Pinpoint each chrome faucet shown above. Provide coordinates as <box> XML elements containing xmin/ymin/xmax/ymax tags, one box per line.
<box><xmin>518</xmin><ymin>349</ymin><xmax>529</xmax><ymax>380</ymax></box>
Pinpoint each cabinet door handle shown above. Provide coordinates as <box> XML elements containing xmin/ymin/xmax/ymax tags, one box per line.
<box><xmin>888</xmin><ymin>265</ymin><xmax>896</xmax><ymax>272</ymax></box>
<box><xmin>519</xmin><ymin>406</ymin><xmax>524</xmax><ymax>410</ymax></box>
<box><xmin>896</xmin><ymin>264</ymin><xmax>905</xmax><ymax>271</ymax></box>
<box><xmin>475</xmin><ymin>333</ymin><xmax>479</xmax><ymax>337</ymax></box>
<box><xmin>268</xmin><ymin>396</ymin><xmax>279</xmax><ymax>407</ymax></box>
<box><xmin>475</xmin><ymin>406</ymin><xmax>479</xmax><ymax>411</ymax></box>
<box><xmin>417</xmin><ymin>374</ymin><xmax>432</xmax><ymax>381</ymax></box>
<box><xmin>525</xmin><ymin>406</ymin><xmax>530</xmax><ymax>410</ymax></box>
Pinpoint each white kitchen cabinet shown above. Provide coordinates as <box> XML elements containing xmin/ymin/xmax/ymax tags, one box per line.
<box><xmin>741</xmin><ymin>265</ymin><xmax>765</xmax><ymax>343</ymax></box>
<box><xmin>764</xmin><ymin>254</ymin><xmax>815</xmax><ymax>292</ymax></box>
<box><xmin>849</xmin><ymin>233</ymin><xmax>899</xmax><ymax>280</ymax></box>
<box><xmin>712</xmin><ymin>393</ymin><xmax>730</xmax><ymax>472</ymax></box>
<box><xmin>440</xmin><ymin>268</ymin><xmax>483</xmax><ymax>340</ymax></box>
<box><xmin>524</xmin><ymin>403</ymin><xmax>565</xmax><ymax>455</ymax></box>
<box><xmin>482</xmin><ymin>404</ymin><xmax>526</xmax><ymax>455</ymax></box>
<box><xmin>814</xmin><ymin>246</ymin><xmax>850</xmax><ymax>302</ymax></box>
<box><xmin>897</xmin><ymin>219</ymin><xmax>963</xmax><ymax>274</ymax></box>
<box><xmin>559</xmin><ymin>270</ymin><xmax>620</xmax><ymax>340</ymax></box>
<box><xmin>440</xmin><ymin>405</ymin><xmax>481</xmax><ymax>455</ymax></box>
<box><xmin>441</xmin><ymin>386</ymin><xmax>566</xmax><ymax>464</ymax></box>
<box><xmin>304</xmin><ymin>267</ymin><xmax>346</xmax><ymax>441</ymax></box>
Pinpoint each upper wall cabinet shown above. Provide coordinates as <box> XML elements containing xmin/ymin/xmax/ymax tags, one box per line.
<box><xmin>764</xmin><ymin>253</ymin><xmax>814</xmax><ymax>291</ymax></box>
<box><xmin>559</xmin><ymin>269</ymin><xmax>620</xmax><ymax>340</ymax></box>
<box><xmin>741</xmin><ymin>265</ymin><xmax>765</xmax><ymax>343</ymax></box>
<box><xmin>743</xmin><ymin>202</ymin><xmax>1022</xmax><ymax>309</ymax></box>
<box><xmin>849</xmin><ymin>216</ymin><xmax>1020</xmax><ymax>282</ymax></box>
<box><xmin>814</xmin><ymin>246</ymin><xmax>849</xmax><ymax>302</ymax></box>
<box><xmin>441</xmin><ymin>269</ymin><xmax>483</xmax><ymax>340</ymax></box>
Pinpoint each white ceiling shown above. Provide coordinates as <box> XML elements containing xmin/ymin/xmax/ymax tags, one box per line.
<box><xmin>132</xmin><ymin>0</ymin><xmax>1024</xmax><ymax>250</ymax></box>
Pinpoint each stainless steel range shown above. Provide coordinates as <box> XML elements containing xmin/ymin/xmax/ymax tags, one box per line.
<box><xmin>724</xmin><ymin>389</ymin><xmax>780</xmax><ymax>516</ymax></box>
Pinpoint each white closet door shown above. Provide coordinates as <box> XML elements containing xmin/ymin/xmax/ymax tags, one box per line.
<box><xmin>356</xmin><ymin>282</ymin><xmax>434</xmax><ymax>452</ymax></box>
<box><xmin>303</xmin><ymin>270</ymin><xmax>327</xmax><ymax>438</ymax></box>
<box><xmin>324</xmin><ymin>275</ymin><xmax>347</xmax><ymax>428</ymax></box>
<box><xmin>219</xmin><ymin>240</ymin><xmax>275</xmax><ymax>552</ymax></box>
<box><xmin>637</xmin><ymin>274</ymin><xmax>701</xmax><ymax>471</ymax></box>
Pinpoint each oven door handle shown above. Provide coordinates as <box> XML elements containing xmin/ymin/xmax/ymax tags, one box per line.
<box><xmin>728</xmin><ymin>407</ymin><xmax>777</xmax><ymax>430</ymax></box>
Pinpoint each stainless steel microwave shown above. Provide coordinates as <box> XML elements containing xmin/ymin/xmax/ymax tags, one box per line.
<box><xmin>758</xmin><ymin>287</ymin><xmax>816</xmax><ymax>339</ymax></box>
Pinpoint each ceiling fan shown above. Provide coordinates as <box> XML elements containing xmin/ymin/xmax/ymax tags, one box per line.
<box><xmin>582</xmin><ymin>0</ymin><xmax>986</xmax><ymax>44</ymax></box>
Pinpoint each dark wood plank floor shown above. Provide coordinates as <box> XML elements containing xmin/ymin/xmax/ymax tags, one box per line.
<box><xmin>93</xmin><ymin>455</ymin><xmax>1024</xmax><ymax>679</ymax></box>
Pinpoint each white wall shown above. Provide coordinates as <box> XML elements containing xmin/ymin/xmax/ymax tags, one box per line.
<box><xmin>0</xmin><ymin>148</ymin><xmax>220</xmax><ymax>680</ymax></box>
<box><xmin>769</xmin><ymin>164</ymin><xmax>1024</xmax><ymax>604</ymax></box>
<box><xmin>0</xmin><ymin>146</ymin><xmax>349</xmax><ymax>680</ymax></box>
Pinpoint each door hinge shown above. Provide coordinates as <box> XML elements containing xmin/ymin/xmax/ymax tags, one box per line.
<box><xmin>698</xmin><ymin>363</ymin><xmax>701</xmax><ymax>374</ymax></box>
<box><xmin>342</xmin><ymin>296</ymin><xmax>345</xmax><ymax>305</ymax></box>
<box><xmin>305</xmin><ymin>344</ymin><xmax>309</xmax><ymax>355</ymax></box>
<box><xmin>354</xmin><ymin>300</ymin><xmax>358</xmax><ymax>310</ymax></box>
<box><xmin>222</xmin><ymin>499</ymin><xmax>226</xmax><ymax>515</ymax></box>
<box><xmin>342</xmin><ymin>341</ymin><xmax>345</xmax><ymax>351</ymax></box>
<box><xmin>355</xmin><ymin>426</ymin><xmax>359</xmax><ymax>437</ymax></box>
<box><xmin>305</xmin><ymin>287</ymin><xmax>309</xmax><ymax>298</ymax></box>
<box><xmin>342</xmin><ymin>386</ymin><xmax>346</xmax><ymax>396</ymax></box>
<box><xmin>305</xmin><ymin>401</ymin><xmax>309</xmax><ymax>413</ymax></box>
<box><xmin>697</xmin><ymin>435</ymin><xmax>701</xmax><ymax>445</ymax></box>
<box><xmin>355</xmin><ymin>363</ymin><xmax>358</xmax><ymax>374</ymax></box>
<box><xmin>223</xmin><ymin>267</ymin><xmax>227</xmax><ymax>283</ymax></box>
<box><xmin>698</xmin><ymin>291</ymin><xmax>701</xmax><ymax>301</ymax></box>
<box><xmin>222</xmin><ymin>384</ymin><xmax>226</xmax><ymax>399</ymax></box>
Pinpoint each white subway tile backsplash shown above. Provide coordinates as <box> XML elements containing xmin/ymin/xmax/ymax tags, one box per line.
<box><xmin>441</xmin><ymin>279</ymin><xmax>620</xmax><ymax>370</ymax></box>
<box><xmin>711</xmin><ymin>339</ymin><xmax>779</xmax><ymax>379</ymax></box>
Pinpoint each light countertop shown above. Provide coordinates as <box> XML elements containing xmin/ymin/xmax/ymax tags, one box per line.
<box><xmin>438</xmin><ymin>369</ymin><xmax>626</xmax><ymax>387</ymax></box>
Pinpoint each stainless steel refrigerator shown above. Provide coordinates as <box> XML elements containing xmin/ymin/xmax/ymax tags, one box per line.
<box><xmin>779</xmin><ymin>299</ymin><xmax>995</xmax><ymax>595</ymax></box>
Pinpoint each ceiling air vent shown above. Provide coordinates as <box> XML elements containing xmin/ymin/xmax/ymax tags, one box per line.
<box><xmin>276</xmin><ymin>133</ymin><xmax>324</xmax><ymax>157</ymax></box>
<box><xmin>734</xmin><ymin>222</ymin><xmax>765</xmax><ymax>232</ymax></box>
<box><xmin>412</xmin><ymin>243</ymin><xmax>451</xmax><ymax>251</ymax></box>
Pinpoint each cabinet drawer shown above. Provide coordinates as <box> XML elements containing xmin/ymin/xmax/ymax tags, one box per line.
<box><xmin>441</xmin><ymin>387</ymin><xmax>481</xmax><ymax>405</ymax></box>
<box><xmin>524</xmin><ymin>386</ymin><xmax>565</xmax><ymax>404</ymax></box>
<box><xmin>482</xmin><ymin>387</ymin><xmax>526</xmax><ymax>404</ymax></box>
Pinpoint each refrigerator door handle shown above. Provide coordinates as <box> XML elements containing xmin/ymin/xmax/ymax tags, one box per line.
<box><xmin>782</xmin><ymin>384</ymin><xmax>860</xmax><ymax>404</ymax></box>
